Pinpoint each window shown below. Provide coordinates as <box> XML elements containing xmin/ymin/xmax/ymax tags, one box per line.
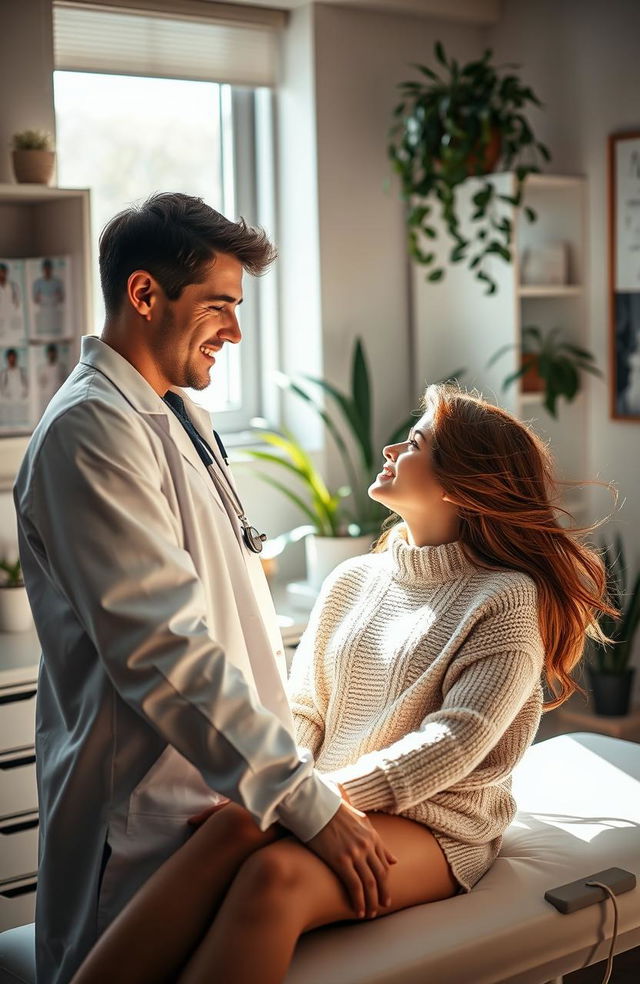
<box><xmin>53</xmin><ymin>2</ymin><xmax>281</xmax><ymax>433</ymax></box>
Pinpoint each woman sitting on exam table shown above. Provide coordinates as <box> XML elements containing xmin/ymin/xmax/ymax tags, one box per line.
<box><xmin>71</xmin><ymin>384</ymin><xmax>614</xmax><ymax>984</ymax></box>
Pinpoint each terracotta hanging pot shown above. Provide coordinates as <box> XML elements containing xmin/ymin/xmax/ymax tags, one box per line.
<box><xmin>521</xmin><ymin>354</ymin><xmax>545</xmax><ymax>393</ymax></box>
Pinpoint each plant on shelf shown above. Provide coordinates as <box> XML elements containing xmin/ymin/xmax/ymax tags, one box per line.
<box><xmin>587</xmin><ymin>534</ymin><xmax>640</xmax><ymax>716</ymax></box>
<box><xmin>0</xmin><ymin>557</ymin><xmax>23</xmax><ymax>588</ymax></box>
<box><xmin>487</xmin><ymin>325</ymin><xmax>602</xmax><ymax>417</ymax></box>
<box><xmin>388</xmin><ymin>42</ymin><xmax>551</xmax><ymax>295</ymax></box>
<box><xmin>11</xmin><ymin>130</ymin><xmax>54</xmax><ymax>152</ymax></box>
<box><xmin>11</xmin><ymin>129</ymin><xmax>56</xmax><ymax>185</ymax></box>
<box><xmin>0</xmin><ymin>555</ymin><xmax>32</xmax><ymax>633</ymax></box>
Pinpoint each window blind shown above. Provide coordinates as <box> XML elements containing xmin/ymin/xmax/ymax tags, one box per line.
<box><xmin>54</xmin><ymin>1</ymin><xmax>285</xmax><ymax>88</ymax></box>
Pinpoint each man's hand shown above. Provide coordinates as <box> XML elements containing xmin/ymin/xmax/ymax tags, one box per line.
<box><xmin>306</xmin><ymin>801</ymin><xmax>397</xmax><ymax>919</ymax></box>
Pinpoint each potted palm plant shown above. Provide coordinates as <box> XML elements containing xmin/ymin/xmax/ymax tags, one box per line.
<box><xmin>246</xmin><ymin>423</ymin><xmax>369</xmax><ymax>589</ymax></box>
<box><xmin>248</xmin><ymin>338</ymin><xmax>464</xmax><ymax>589</ymax></box>
<box><xmin>0</xmin><ymin>557</ymin><xmax>32</xmax><ymax>632</ymax></box>
<box><xmin>389</xmin><ymin>43</ymin><xmax>550</xmax><ymax>294</ymax></box>
<box><xmin>11</xmin><ymin>129</ymin><xmax>56</xmax><ymax>185</ymax></box>
<box><xmin>588</xmin><ymin>535</ymin><xmax>640</xmax><ymax>716</ymax></box>
<box><xmin>487</xmin><ymin>325</ymin><xmax>602</xmax><ymax>417</ymax></box>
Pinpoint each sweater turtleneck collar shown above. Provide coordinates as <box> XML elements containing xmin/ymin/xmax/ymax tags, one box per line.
<box><xmin>389</xmin><ymin>527</ymin><xmax>475</xmax><ymax>585</ymax></box>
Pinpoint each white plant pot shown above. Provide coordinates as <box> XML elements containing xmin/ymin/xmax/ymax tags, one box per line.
<box><xmin>305</xmin><ymin>534</ymin><xmax>371</xmax><ymax>591</ymax></box>
<box><xmin>0</xmin><ymin>585</ymin><xmax>33</xmax><ymax>632</ymax></box>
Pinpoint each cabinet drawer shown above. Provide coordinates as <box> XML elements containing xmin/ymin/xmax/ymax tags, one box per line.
<box><xmin>0</xmin><ymin>690</ymin><xmax>37</xmax><ymax>753</ymax></box>
<box><xmin>0</xmin><ymin>752</ymin><xmax>37</xmax><ymax>819</ymax></box>
<box><xmin>0</xmin><ymin>876</ymin><xmax>37</xmax><ymax>932</ymax></box>
<box><xmin>0</xmin><ymin>815</ymin><xmax>38</xmax><ymax>882</ymax></box>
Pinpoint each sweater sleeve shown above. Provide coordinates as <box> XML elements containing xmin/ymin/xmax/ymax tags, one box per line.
<box><xmin>286</xmin><ymin>576</ymin><xmax>336</xmax><ymax>758</ymax></box>
<box><xmin>325</xmin><ymin>586</ymin><xmax>544</xmax><ymax>814</ymax></box>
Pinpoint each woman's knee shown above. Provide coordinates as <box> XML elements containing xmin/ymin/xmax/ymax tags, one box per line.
<box><xmin>232</xmin><ymin>843</ymin><xmax>302</xmax><ymax>911</ymax></box>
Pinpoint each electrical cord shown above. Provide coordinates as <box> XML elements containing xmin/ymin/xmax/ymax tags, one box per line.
<box><xmin>584</xmin><ymin>881</ymin><xmax>619</xmax><ymax>984</ymax></box>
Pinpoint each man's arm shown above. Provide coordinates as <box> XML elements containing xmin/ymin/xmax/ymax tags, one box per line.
<box><xmin>19</xmin><ymin>400</ymin><xmax>393</xmax><ymax>914</ymax></box>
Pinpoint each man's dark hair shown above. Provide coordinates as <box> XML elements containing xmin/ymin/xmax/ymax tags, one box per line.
<box><xmin>98</xmin><ymin>192</ymin><xmax>277</xmax><ymax>317</ymax></box>
<box><xmin>0</xmin><ymin>263</ymin><xmax>7</xmax><ymax>274</ymax></box>
<box><xmin>6</xmin><ymin>348</ymin><xmax>17</xmax><ymax>359</ymax></box>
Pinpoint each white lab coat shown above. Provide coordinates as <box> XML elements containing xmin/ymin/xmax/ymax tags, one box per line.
<box><xmin>14</xmin><ymin>336</ymin><xmax>340</xmax><ymax>984</ymax></box>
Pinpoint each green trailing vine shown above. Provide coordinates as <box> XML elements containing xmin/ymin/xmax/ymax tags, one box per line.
<box><xmin>389</xmin><ymin>43</ymin><xmax>551</xmax><ymax>294</ymax></box>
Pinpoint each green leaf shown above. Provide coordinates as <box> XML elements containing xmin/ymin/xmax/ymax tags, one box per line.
<box><xmin>304</xmin><ymin>375</ymin><xmax>374</xmax><ymax>471</ymax></box>
<box><xmin>428</xmin><ymin>268</ymin><xmax>444</xmax><ymax>282</ymax></box>
<box><xmin>250</xmin><ymin>472</ymin><xmax>326</xmax><ymax>533</ymax></box>
<box><xmin>524</xmin><ymin>205</ymin><xmax>536</xmax><ymax>223</ymax></box>
<box><xmin>352</xmin><ymin>338</ymin><xmax>372</xmax><ymax>456</ymax></box>
<box><xmin>434</xmin><ymin>41</ymin><xmax>448</xmax><ymax>67</ymax></box>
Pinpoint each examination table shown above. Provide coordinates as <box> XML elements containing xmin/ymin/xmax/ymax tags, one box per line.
<box><xmin>1</xmin><ymin>732</ymin><xmax>639</xmax><ymax>984</ymax></box>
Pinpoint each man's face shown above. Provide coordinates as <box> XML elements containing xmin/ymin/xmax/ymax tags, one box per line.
<box><xmin>42</xmin><ymin>263</ymin><xmax>53</xmax><ymax>279</ymax></box>
<box><xmin>148</xmin><ymin>252</ymin><xmax>243</xmax><ymax>393</ymax></box>
<box><xmin>7</xmin><ymin>352</ymin><xmax>17</xmax><ymax>368</ymax></box>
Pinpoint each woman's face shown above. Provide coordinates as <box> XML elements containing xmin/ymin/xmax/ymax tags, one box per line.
<box><xmin>369</xmin><ymin>410</ymin><xmax>459</xmax><ymax>543</ymax></box>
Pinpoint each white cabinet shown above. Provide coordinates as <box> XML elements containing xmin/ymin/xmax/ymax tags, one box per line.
<box><xmin>0</xmin><ymin>630</ymin><xmax>39</xmax><ymax>931</ymax></box>
<box><xmin>412</xmin><ymin>173</ymin><xmax>589</xmax><ymax>517</ymax></box>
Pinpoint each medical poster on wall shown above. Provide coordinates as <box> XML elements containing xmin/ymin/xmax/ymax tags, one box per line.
<box><xmin>0</xmin><ymin>259</ymin><xmax>27</xmax><ymax>345</ymax></box>
<box><xmin>0</xmin><ymin>345</ymin><xmax>30</xmax><ymax>432</ymax></box>
<box><xmin>610</xmin><ymin>131</ymin><xmax>640</xmax><ymax>420</ymax></box>
<box><xmin>30</xmin><ymin>341</ymin><xmax>71</xmax><ymax>422</ymax></box>
<box><xmin>25</xmin><ymin>256</ymin><xmax>72</xmax><ymax>341</ymax></box>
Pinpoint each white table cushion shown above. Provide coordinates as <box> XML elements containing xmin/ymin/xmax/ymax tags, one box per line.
<box><xmin>284</xmin><ymin>732</ymin><xmax>640</xmax><ymax>984</ymax></box>
<box><xmin>1</xmin><ymin>732</ymin><xmax>639</xmax><ymax>984</ymax></box>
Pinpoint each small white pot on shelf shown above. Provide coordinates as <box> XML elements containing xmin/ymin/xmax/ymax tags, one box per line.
<box><xmin>305</xmin><ymin>534</ymin><xmax>372</xmax><ymax>591</ymax></box>
<box><xmin>0</xmin><ymin>585</ymin><xmax>33</xmax><ymax>632</ymax></box>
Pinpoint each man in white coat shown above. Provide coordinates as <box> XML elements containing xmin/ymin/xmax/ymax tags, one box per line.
<box><xmin>14</xmin><ymin>193</ymin><xmax>391</xmax><ymax>984</ymax></box>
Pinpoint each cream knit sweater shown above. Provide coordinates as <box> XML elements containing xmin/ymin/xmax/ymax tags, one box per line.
<box><xmin>288</xmin><ymin>529</ymin><xmax>545</xmax><ymax>892</ymax></box>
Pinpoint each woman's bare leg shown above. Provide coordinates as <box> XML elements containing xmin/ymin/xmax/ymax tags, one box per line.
<box><xmin>71</xmin><ymin>803</ymin><xmax>281</xmax><ymax>984</ymax></box>
<box><xmin>177</xmin><ymin>813</ymin><xmax>459</xmax><ymax>984</ymax></box>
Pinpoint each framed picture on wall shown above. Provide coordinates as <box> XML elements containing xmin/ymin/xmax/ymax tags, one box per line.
<box><xmin>610</xmin><ymin>131</ymin><xmax>640</xmax><ymax>419</ymax></box>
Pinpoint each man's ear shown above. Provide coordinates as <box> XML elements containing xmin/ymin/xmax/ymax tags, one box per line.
<box><xmin>127</xmin><ymin>270</ymin><xmax>158</xmax><ymax>320</ymax></box>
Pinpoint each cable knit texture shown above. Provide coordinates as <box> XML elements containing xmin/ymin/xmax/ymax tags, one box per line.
<box><xmin>288</xmin><ymin>529</ymin><xmax>545</xmax><ymax>892</ymax></box>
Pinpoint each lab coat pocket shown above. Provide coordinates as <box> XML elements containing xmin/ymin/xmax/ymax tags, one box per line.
<box><xmin>127</xmin><ymin>744</ymin><xmax>223</xmax><ymax>826</ymax></box>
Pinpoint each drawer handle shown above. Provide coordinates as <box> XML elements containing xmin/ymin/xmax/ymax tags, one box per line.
<box><xmin>0</xmin><ymin>878</ymin><xmax>37</xmax><ymax>899</ymax></box>
<box><xmin>0</xmin><ymin>752</ymin><xmax>36</xmax><ymax>770</ymax></box>
<box><xmin>0</xmin><ymin>689</ymin><xmax>36</xmax><ymax>706</ymax></box>
<box><xmin>0</xmin><ymin>816</ymin><xmax>39</xmax><ymax>835</ymax></box>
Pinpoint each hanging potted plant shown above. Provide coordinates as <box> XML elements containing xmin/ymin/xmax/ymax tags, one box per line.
<box><xmin>388</xmin><ymin>43</ymin><xmax>551</xmax><ymax>294</ymax></box>
<box><xmin>587</xmin><ymin>535</ymin><xmax>640</xmax><ymax>716</ymax></box>
<box><xmin>11</xmin><ymin>129</ymin><xmax>56</xmax><ymax>185</ymax></box>
<box><xmin>487</xmin><ymin>325</ymin><xmax>602</xmax><ymax>417</ymax></box>
<box><xmin>0</xmin><ymin>557</ymin><xmax>32</xmax><ymax>632</ymax></box>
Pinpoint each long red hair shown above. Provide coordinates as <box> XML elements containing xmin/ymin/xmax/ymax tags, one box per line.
<box><xmin>375</xmin><ymin>385</ymin><xmax>616</xmax><ymax>710</ymax></box>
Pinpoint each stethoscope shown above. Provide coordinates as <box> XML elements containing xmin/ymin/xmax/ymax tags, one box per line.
<box><xmin>164</xmin><ymin>396</ymin><xmax>267</xmax><ymax>554</ymax></box>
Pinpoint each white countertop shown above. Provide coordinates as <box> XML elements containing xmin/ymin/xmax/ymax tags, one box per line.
<box><xmin>0</xmin><ymin>580</ymin><xmax>314</xmax><ymax>690</ymax></box>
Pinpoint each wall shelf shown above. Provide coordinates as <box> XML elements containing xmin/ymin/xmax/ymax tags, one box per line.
<box><xmin>518</xmin><ymin>285</ymin><xmax>583</xmax><ymax>298</ymax></box>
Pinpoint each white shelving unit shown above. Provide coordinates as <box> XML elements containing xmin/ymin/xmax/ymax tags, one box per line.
<box><xmin>411</xmin><ymin>172</ymin><xmax>589</xmax><ymax>517</ymax></box>
<box><xmin>0</xmin><ymin>183</ymin><xmax>92</xmax><ymax>488</ymax></box>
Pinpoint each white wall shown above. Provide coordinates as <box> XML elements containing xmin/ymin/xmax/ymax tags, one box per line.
<box><xmin>489</xmin><ymin>0</ymin><xmax>640</xmax><ymax>684</ymax></box>
<box><xmin>0</xmin><ymin>0</ymin><xmax>56</xmax><ymax>184</ymax></box>
<box><xmin>311</xmin><ymin>4</ymin><xmax>483</xmax><ymax>483</ymax></box>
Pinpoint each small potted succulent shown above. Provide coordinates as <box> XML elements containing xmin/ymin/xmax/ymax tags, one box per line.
<box><xmin>389</xmin><ymin>43</ymin><xmax>551</xmax><ymax>294</ymax></box>
<box><xmin>0</xmin><ymin>556</ymin><xmax>32</xmax><ymax>632</ymax></box>
<box><xmin>487</xmin><ymin>325</ymin><xmax>602</xmax><ymax>417</ymax></box>
<box><xmin>587</xmin><ymin>535</ymin><xmax>640</xmax><ymax>716</ymax></box>
<box><xmin>11</xmin><ymin>129</ymin><xmax>56</xmax><ymax>185</ymax></box>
